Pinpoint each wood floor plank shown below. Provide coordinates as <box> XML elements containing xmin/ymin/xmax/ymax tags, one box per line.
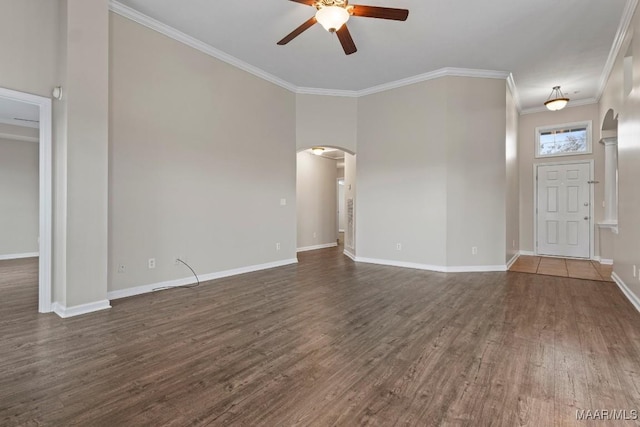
<box><xmin>2</xmin><ymin>250</ymin><xmax>640</xmax><ymax>426</ymax></box>
<box><xmin>537</xmin><ymin>257</ymin><xmax>569</xmax><ymax>277</ymax></box>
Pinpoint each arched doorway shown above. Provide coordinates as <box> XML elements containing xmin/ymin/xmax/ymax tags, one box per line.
<box><xmin>296</xmin><ymin>145</ymin><xmax>356</xmax><ymax>259</ymax></box>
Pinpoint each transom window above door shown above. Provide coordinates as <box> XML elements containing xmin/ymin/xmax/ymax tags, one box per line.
<box><xmin>535</xmin><ymin>121</ymin><xmax>592</xmax><ymax>158</ymax></box>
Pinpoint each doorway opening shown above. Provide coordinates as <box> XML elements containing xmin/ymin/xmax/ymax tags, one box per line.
<box><xmin>296</xmin><ymin>146</ymin><xmax>356</xmax><ymax>258</ymax></box>
<box><xmin>0</xmin><ymin>87</ymin><xmax>53</xmax><ymax>313</ymax></box>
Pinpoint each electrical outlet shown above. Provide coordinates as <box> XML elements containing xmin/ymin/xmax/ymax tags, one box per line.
<box><xmin>512</xmin><ymin>240</ymin><xmax>516</xmax><ymax>249</ymax></box>
<box><xmin>276</xmin><ymin>243</ymin><xmax>281</xmax><ymax>251</ymax></box>
<box><xmin>396</xmin><ymin>243</ymin><xmax>402</xmax><ymax>250</ymax></box>
<box><xmin>117</xmin><ymin>264</ymin><xmax>126</xmax><ymax>274</ymax></box>
<box><xmin>634</xmin><ymin>265</ymin><xmax>637</xmax><ymax>278</ymax></box>
<box><xmin>148</xmin><ymin>258</ymin><xmax>156</xmax><ymax>269</ymax></box>
<box><xmin>280</xmin><ymin>198</ymin><xmax>287</xmax><ymax>206</ymax></box>
<box><xmin>472</xmin><ymin>247</ymin><xmax>478</xmax><ymax>255</ymax></box>
<box><xmin>313</xmin><ymin>232</ymin><xmax>317</xmax><ymax>238</ymax></box>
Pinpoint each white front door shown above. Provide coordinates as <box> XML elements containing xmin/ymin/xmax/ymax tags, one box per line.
<box><xmin>536</xmin><ymin>162</ymin><xmax>591</xmax><ymax>258</ymax></box>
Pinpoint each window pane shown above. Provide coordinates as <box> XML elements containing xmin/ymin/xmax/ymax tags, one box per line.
<box><xmin>538</xmin><ymin>126</ymin><xmax>588</xmax><ymax>156</ymax></box>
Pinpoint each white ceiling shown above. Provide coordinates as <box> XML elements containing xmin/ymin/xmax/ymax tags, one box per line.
<box><xmin>115</xmin><ymin>0</ymin><xmax>631</xmax><ymax>111</ymax></box>
<box><xmin>304</xmin><ymin>147</ymin><xmax>346</xmax><ymax>160</ymax></box>
<box><xmin>0</xmin><ymin>97</ymin><xmax>39</xmax><ymax>129</ymax></box>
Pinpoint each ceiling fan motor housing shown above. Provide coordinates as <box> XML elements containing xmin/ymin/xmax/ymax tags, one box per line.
<box><xmin>314</xmin><ymin>0</ymin><xmax>349</xmax><ymax>10</ymax></box>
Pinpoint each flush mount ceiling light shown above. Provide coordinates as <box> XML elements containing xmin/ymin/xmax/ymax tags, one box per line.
<box><xmin>311</xmin><ymin>147</ymin><xmax>325</xmax><ymax>155</ymax></box>
<box><xmin>544</xmin><ymin>86</ymin><xmax>570</xmax><ymax>111</ymax></box>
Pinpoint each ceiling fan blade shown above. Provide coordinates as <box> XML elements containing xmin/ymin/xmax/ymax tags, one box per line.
<box><xmin>336</xmin><ymin>25</ymin><xmax>357</xmax><ymax>55</ymax></box>
<box><xmin>350</xmin><ymin>5</ymin><xmax>409</xmax><ymax>21</ymax></box>
<box><xmin>277</xmin><ymin>17</ymin><xmax>317</xmax><ymax>45</ymax></box>
<box><xmin>288</xmin><ymin>0</ymin><xmax>316</xmax><ymax>5</ymax></box>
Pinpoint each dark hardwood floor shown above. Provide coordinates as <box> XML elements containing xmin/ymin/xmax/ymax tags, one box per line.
<box><xmin>2</xmin><ymin>250</ymin><xmax>640</xmax><ymax>426</ymax></box>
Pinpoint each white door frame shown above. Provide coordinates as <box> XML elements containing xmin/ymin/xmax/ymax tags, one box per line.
<box><xmin>533</xmin><ymin>159</ymin><xmax>595</xmax><ymax>260</ymax></box>
<box><xmin>0</xmin><ymin>87</ymin><xmax>53</xmax><ymax>313</ymax></box>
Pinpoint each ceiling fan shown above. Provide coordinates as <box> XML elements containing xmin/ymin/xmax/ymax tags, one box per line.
<box><xmin>277</xmin><ymin>0</ymin><xmax>409</xmax><ymax>55</ymax></box>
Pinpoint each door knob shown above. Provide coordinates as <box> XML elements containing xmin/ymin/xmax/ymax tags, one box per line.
<box><xmin>584</xmin><ymin>216</ymin><xmax>589</xmax><ymax>220</ymax></box>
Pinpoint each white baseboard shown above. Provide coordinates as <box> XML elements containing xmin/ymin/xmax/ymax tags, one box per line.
<box><xmin>506</xmin><ymin>253</ymin><xmax>520</xmax><ymax>270</ymax></box>
<box><xmin>354</xmin><ymin>257</ymin><xmax>507</xmax><ymax>273</ymax></box>
<box><xmin>0</xmin><ymin>252</ymin><xmax>39</xmax><ymax>261</ymax></box>
<box><xmin>343</xmin><ymin>249</ymin><xmax>356</xmax><ymax>261</ymax></box>
<box><xmin>444</xmin><ymin>264</ymin><xmax>507</xmax><ymax>273</ymax></box>
<box><xmin>592</xmin><ymin>256</ymin><xmax>614</xmax><ymax>265</ymax></box>
<box><xmin>611</xmin><ymin>272</ymin><xmax>640</xmax><ymax>313</ymax></box>
<box><xmin>52</xmin><ymin>300</ymin><xmax>111</xmax><ymax>318</ymax></box>
<box><xmin>296</xmin><ymin>243</ymin><xmax>337</xmax><ymax>253</ymax></box>
<box><xmin>519</xmin><ymin>250</ymin><xmax>535</xmax><ymax>256</ymax></box>
<box><xmin>107</xmin><ymin>258</ymin><xmax>298</xmax><ymax>300</ymax></box>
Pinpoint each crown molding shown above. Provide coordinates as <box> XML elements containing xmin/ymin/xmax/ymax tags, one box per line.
<box><xmin>520</xmin><ymin>97</ymin><xmax>599</xmax><ymax>115</ymax></box>
<box><xmin>298</xmin><ymin>68</ymin><xmax>510</xmax><ymax>98</ymax></box>
<box><xmin>296</xmin><ymin>87</ymin><xmax>359</xmax><ymax>97</ymax></box>
<box><xmin>356</xmin><ymin>67</ymin><xmax>510</xmax><ymax>97</ymax></box>
<box><xmin>596</xmin><ymin>0</ymin><xmax>638</xmax><ymax>101</ymax></box>
<box><xmin>108</xmin><ymin>0</ymin><xmax>298</xmax><ymax>93</ymax></box>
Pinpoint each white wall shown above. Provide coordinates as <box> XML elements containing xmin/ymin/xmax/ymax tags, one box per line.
<box><xmin>599</xmin><ymin>4</ymin><xmax>640</xmax><ymax>304</ymax></box>
<box><xmin>0</xmin><ymin>138</ymin><xmax>39</xmax><ymax>257</ymax></box>
<box><xmin>296</xmin><ymin>94</ymin><xmax>357</xmax><ymax>154</ymax></box>
<box><xmin>296</xmin><ymin>152</ymin><xmax>338</xmax><ymax>250</ymax></box>
<box><xmin>109</xmin><ymin>14</ymin><xmax>296</xmax><ymax>292</ymax></box>
<box><xmin>518</xmin><ymin>104</ymin><xmax>603</xmax><ymax>256</ymax></box>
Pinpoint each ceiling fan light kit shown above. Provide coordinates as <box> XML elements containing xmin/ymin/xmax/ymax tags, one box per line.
<box><xmin>544</xmin><ymin>86</ymin><xmax>570</xmax><ymax>111</ymax></box>
<box><xmin>278</xmin><ymin>0</ymin><xmax>409</xmax><ymax>55</ymax></box>
<box><xmin>316</xmin><ymin>5</ymin><xmax>350</xmax><ymax>32</ymax></box>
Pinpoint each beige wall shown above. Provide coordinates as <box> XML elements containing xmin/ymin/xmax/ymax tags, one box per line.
<box><xmin>506</xmin><ymin>83</ymin><xmax>519</xmax><ymax>264</ymax></box>
<box><xmin>109</xmin><ymin>14</ymin><xmax>296</xmax><ymax>292</ymax></box>
<box><xmin>518</xmin><ymin>104</ymin><xmax>604</xmax><ymax>256</ymax></box>
<box><xmin>445</xmin><ymin>77</ymin><xmax>507</xmax><ymax>267</ymax></box>
<box><xmin>0</xmin><ymin>138</ymin><xmax>39</xmax><ymax>256</ymax></box>
<box><xmin>296</xmin><ymin>94</ymin><xmax>357</xmax><ymax>154</ymax></box>
<box><xmin>0</xmin><ymin>123</ymin><xmax>39</xmax><ymax>140</ymax></box>
<box><xmin>0</xmin><ymin>0</ymin><xmax>60</xmax><ymax>97</ymax></box>
<box><xmin>599</xmin><ymin>4</ymin><xmax>640</xmax><ymax>302</ymax></box>
<box><xmin>0</xmin><ymin>0</ymin><xmax>111</xmax><ymax>310</ymax></box>
<box><xmin>356</xmin><ymin>78</ymin><xmax>449</xmax><ymax>266</ymax></box>
<box><xmin>62</xmin><ymin>0</ymin><xmax>110</xmax><ymax>307</ymax></box>
<box><xmin>357</xmin><ymin>76</ymin><xmax>508</xmax><ymax>268</ymax></box>
<box><xmin>296</xmin><ymin>152</ymin><xmax>338</xmax><ymax>250</ymax></box>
